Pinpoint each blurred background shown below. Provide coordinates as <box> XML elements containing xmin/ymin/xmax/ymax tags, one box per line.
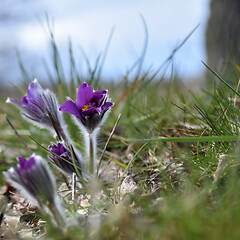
<box><xmin>0</xmin><ymin>0</ymin><xmax>239</xmax><ymax>87</ymax></box>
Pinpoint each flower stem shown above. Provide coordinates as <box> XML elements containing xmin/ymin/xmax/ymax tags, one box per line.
<box><xmin>47</xmin><ymin>201</ymin><xmax>65</xmax><ymax>230</ymax></box>
<box><xmin>89</xmin><ymin>133</ymin><xmax>95</xmax><ymax>174</ymax></box>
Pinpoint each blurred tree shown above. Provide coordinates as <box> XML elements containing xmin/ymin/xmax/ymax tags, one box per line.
<box><xmin>206</xmin><ymin>0</ymin><xmax>240</xmax><ymax>82</ymax></box>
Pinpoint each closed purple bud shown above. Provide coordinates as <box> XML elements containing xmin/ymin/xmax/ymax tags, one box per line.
<box><xmin>48</xmin><ymin>143</ymin><xmax>82</xmax><ymax>176</ymax></box>
<box><xmin>3</xmin><ymin>155</ymin><xmax>57</xmax><ymax>207</ymax></box>
<box><xmin>7</xmin><ymin>79</ymin><xmax>68</xmax><ymax>141</ymax></box>
<box><xmin>3</xmin><ymin>154</ymin><xmax>66</xmax><ymax>227</ymax></box>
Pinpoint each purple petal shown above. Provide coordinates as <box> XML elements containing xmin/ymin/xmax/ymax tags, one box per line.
<box><xmin>81</xmin><ymin>107</ymin><xmax>99</xmax><ymax>117</ymax></box>
<box><xmin>92</xmin><ymin>92</ymin><xmax>106</xmax><ymax>107</ymax></box>
<box><xmin>101</xmin><ymin>102</ymin><xmax>113</xmax><ymax>110</ymax></box>
<box><xmin>21</xmin><ymin>96</ymin><xmax>29</xmax><ymax>104</ymax></box>
<box><xmin>26</xmin><ymin>157</ymin><xmax>35</xmax><ymax>170</ymax></box>
<box><xmin>59</xmin><ymin>100</ymin><xmax>82</xmax><ymax>119</ymax></box>
<box><xmin>17</xmin><ymin>156</ymin><xmax>35</xmax><ymax>171</ymax></box>
<box><xmin>49</xmin><ymin>143</ymin><xmax>65</xmax><ymax>156</ymax></box>
<box><xmin>14</xmin><ymin>167</ymin><xmax>22</xmax><ymax>176</ymax></box>
<box><xmin>18</xmin><ymin>156</ymin><xmax>27</xmax><ymax>169</ymax></box>
<box><xmin>27</xmin><ymin>80</ymin><xmax>43</xmax><ymax>97</ymax></box>
<box><xmin>57</xmin><ymin>143</ymin><xmax>64</xmax><ymax>151</ymax></box>
<box><xmin>49</xmin><ymin>145</ymin><xmax>57</xmax><ymax>153</ymax></box>
<box><xmin>26</xmin><ymin>80</ymin><xmax>44</xmax><ymax>108</ymax></box>
<box><xmin>57</xmin><ymin>143</ymin><xmax>65</xmax><ymax>153</ymax></box>
<box><xmin>94</xmin><ymin>90</ymin><xmax>107</xmax><ymax>95</ymax></box>
<box><xmin>21</xmin><ymin>96</ymin><xmax>39</xmax><ymax>110</ymax></box>
<box><xmin>7</xmin><ymin>97</ymin><xmax>26</xmax><ymax>108</ymax></box>
<box><xmin>60</xmin><ymin>152</ymin><xmax>68</xmax><ymax>158</ymax></box>
<box><xmin>76</xmin><ymin>83</ymin><xmax>93</xmax><ymax>110</ymax></box>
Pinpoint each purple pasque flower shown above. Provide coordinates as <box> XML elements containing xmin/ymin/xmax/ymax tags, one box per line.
<box><xmin>3</xmin><ymin>155</ymin><xmax>57</xmax><ymax>207</ymax></box>
<box><xmin>7</xmin><ymin>79</ymin><xmax>45</xmax><ymax>120</ymax></box>
<box><xmin>49</xmin><ymin>143</ymin><xmax>82</xmax><ymax>176</ymax></box>
<box><xmin>7</xmin><ymin>79</ymin><xmax>67</xmax><ymax>141</ymax></box>
<box><xmin>59</xmin><ymin>82</ymin><xmax>113</xmax><ymax>132</ymax></box>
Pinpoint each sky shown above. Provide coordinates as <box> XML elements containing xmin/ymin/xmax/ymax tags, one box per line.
<box><xmin>0</xmin><ymin>0</ymin><xmax>210</xmax><ymax>85</ymax></box>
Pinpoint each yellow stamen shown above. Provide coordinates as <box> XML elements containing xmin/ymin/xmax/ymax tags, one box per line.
<box><xmin>82</xmin><ymin>105</ymin><xmax>89</xmax><ymax>111</ymax></box>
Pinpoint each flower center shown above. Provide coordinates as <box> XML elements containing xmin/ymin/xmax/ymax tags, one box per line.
<box><xmin>82</xmin><ymin>105</ymin><xmax>90</xmax><ymax>111</ymax></box>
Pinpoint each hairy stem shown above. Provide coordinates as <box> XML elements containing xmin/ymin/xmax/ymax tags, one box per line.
<box><xmin>89</xmin><ymin>133</ymin><xmax>95</xmax><ymax>174</ymax></box>
<box><xmin>47</xmin><ymin>201</ymin><xmax>65</xmax><ymax>230</ymax></box>
<box><xmin>83</xmin><ymin>129</ymin><xmax>98</xmax><ymax>176</ymax></box>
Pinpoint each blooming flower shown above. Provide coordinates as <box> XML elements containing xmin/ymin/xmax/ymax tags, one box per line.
<box><xmin>59</xmin><ymin>82</ymin><xmax>113</xmax><ymax>132</ymax></box>
<box><xmin>7</xmin><ymin>79</ymin><xmax>67</xmax><ymax>141</ymax></box>
<box><xmin>49</xmin><ymin>143</ymin><xmax>82</xmax><ymax>176</ymax></box>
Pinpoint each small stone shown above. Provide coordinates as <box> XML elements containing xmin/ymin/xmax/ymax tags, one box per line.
<box><xmin>120</xmin><ymin>175</ymin><xmax>138</xmax><ymax>196</ymax></box>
